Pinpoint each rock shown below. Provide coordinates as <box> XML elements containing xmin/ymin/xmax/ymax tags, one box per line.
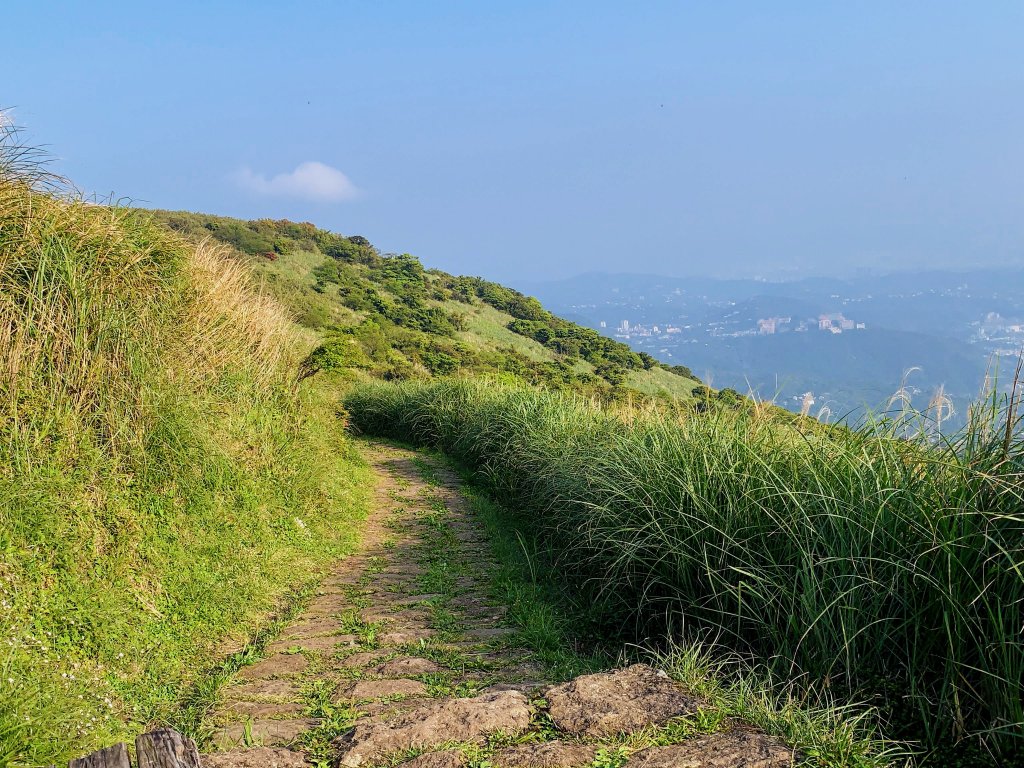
<box><xmin>227</xmin><ymin>679</ymin><xmax>299</xmax><ymax>701</ymax></box>
<box><xmin>236</xmin><ymin>654</ymin><xmax>308</xmax><ymax>680</ymax></box>
<box><xmin>335</xmin><ymin>691</ymin><xmax>532</xmax><ymax>766</ymax></box>
<box><xmin>369</xmin><ymin>656</ymin><xmax>442</xmax><ymax>677</ymax></box>
<box><xmin>358</xmin><ymin>696</ymin><xmax>435</xmax><ymax>721</ymax></box>
<box><xmin>202</xmin><ymin>747</ymin><xmax>308</xmax><ymax>768</ymax></box>
<box><xmin>481</xmin><ymin>682</ymin><xmax>545</xmax><ymax>696</ymax></box>
<box><xmin>341</xmin><ymin>651</ymin><xmax>388</xmax><ymax>669</ymax></box>
<box><xmin>266</xmin><ymin>634</ymin><xmax>354</xmax><ymax>655</ymax></box>
<box><xmin>492</xmin><ymin>741</ymin><xmax>599</xmax><ymax>768</ymax></box>
<box><xmin>340</xmin><ymin>678</ymin><xmax>429</xmax><ymax>700</ymax></box>
<box><xmin>399</xmin><ymin>750</ymin><xmax>468</xmax><ymax>768</ymax></box>
<box><xmin>545</xmin><ymin>665</ymin><xmax>699</xmax><ymax>737</ymax></box>
<box><xmin>462</xmin><ymin>626</ymin><xmax>516</xmax><ymax>641</ymax></box>
<box><xmin>394</xmin><ymin>594</ymin><xmax>443</xmax><ymax>606</ymax></box>
<box><xmin>213</xmin><ymin>718</ymin><xmax>317</xmax><ymax>749</ymax></box>
<box><xmin>219</xmin><ymin>699</ymin><xmax>305</xmax><ymax>719</ymax></box>
<box><xmin>626</xmin><ymin>730</ymin><xmax>795</xmax><ymax>767</ymax></box>
<box><xmin>321</xmin><ymin>572</ymin><xmax>363</xmax><ymax>588</ymax></box>
<box><xmin>281</xmin><ymin>617</ymin><xmax>345</xmax><ymax>639</ymax></box>
<box><xmin>305</xmin><ymin>594</ymin><xmax>349</xmax><ymax>616</ymax></box>
<box><xmin>380</xmin><ymin>628</ymin><xmax>433</xmax><ymax>645</ymax></box>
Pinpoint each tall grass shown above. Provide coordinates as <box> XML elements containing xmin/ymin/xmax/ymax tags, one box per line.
<box><xmin>344</xmin><ymin>377</ymin><xmax>1024</xmax><ymax>761</ymax></box>
<box><xmin>0</xmin><ymin>144</ymin><xmax>368</xmax><ymax>765</ymax></box>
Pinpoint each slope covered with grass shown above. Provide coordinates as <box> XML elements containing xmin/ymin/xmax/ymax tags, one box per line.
<box><xmin>149</xmin><ymin>211</ymin><xmax>701</xmax><ymax>401</ymax></box>
<box><xmin>344</xmin><ymin>377</ymin><xmax>1024</xmax><ymax>765</ymax></box>
<box><xmin>0</xmin><ymin>177</ymin><xmax>369</xmax><ymax>765</ymax></box>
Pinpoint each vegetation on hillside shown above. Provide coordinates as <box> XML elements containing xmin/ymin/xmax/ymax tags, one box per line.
<box><xmin>0</xmin><ymin>140</ymin><xmax>369</xmax><ymax>765</ymax></box>
<box><xmin>344</xmin><ymin>377</ymin><xmax>1024</xmax><ymax>766</ymax></box>
<box><xmin>149</xmin><ymin>211</ymin><xmax>700</xmax><ymax>399</ymax></box>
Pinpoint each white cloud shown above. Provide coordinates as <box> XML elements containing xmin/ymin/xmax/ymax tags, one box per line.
<box><xmin>235</xmin><ymin>161</ymin><xmax>360</xmax><ymax>203</ymax></box>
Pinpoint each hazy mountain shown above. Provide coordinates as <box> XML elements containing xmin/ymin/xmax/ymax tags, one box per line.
<box><xmin>514</xmin><ymin>268</ymin><xmax>1024</xmax><ymax>426</ymax></box>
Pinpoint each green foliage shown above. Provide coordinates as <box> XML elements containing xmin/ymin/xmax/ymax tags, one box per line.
<box><xmin>300</xmin><ymin>336</ymin><xmax>371</xmax><ymax>380</ymax></box>
<box><xmin>344</xmin><ymin>378</ymin><xmax>1024</xmax><ymax>764</ymax></box>
<box><xmin>475</xmin><ymin>278</ymin><xmax>655</xmax><ymax>383</ymax></box>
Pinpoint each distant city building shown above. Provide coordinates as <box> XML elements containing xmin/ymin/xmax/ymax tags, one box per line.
<box><xmin>816</xmin><ymin>313</ymin><xmax>861</xmax><ymax>334</ymax></box>
<box><xmin>757</xmin><ymin>316</ymin><xmax>791</xmax><ymax>335</ymax></box>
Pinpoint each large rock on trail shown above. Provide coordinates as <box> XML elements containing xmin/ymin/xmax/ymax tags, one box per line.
<box><xmin>335</xmin><ymin>690</ymin><xmax>532</xmax><ymax>766</ymax></box>
<box><xmin>545</xmin><ymin>664</ymin><xmax>699</xmax><ymax>737</ymax></box>
<box><xmin>626</xmin><ymin>729</ymin><xmax>795</xmax><ymax>767</ymax></box>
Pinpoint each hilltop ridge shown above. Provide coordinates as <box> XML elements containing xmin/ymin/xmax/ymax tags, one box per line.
<box><xmin>148</xmin><ymin>211</ymin><xmax>701</xmax><ymax>401</ymax></box>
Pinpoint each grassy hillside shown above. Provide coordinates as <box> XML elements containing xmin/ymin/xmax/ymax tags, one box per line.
<box><xmin>344</xmin><ymin>377</ymin><xmax>1024</xmax><ymax>766</ymax></box>
<box><xmin>147</xmin><ymin>211</ymin><xmax>701</xmax><ymax>401</ymax></box>
<box><xmin>0</xmin><ymin>176</ymin><xmax>369</xmax><ymax>764</ymax></box>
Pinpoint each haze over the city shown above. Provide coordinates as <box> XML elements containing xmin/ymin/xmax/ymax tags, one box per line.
<box><xmin>7</xmin><ymin>2</ymin><xmax>1023</xmax><ymax>282</ymax></box>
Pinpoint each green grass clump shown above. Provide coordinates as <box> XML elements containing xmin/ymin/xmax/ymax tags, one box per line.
<box><xmin>0</xmin><ymin>170</ymin><xmax>369</xmax><ymax>765</ymax></box>
<box><xmin>344</xmin><ymin>377</ymin><xmax>1024</xmax><ymax>764</ymax></box>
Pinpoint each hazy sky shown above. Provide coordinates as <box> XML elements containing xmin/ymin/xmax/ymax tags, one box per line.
<box><xmin>7</xmin><ymin>2</ymin><xmax>1024</xmax><ymax>281</ymax></box>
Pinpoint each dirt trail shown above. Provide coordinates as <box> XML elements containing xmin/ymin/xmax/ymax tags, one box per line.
<box><xmin>202</xmin><ymin>442</ymin><xmax>793</xmax><ymax>768</ymax></box>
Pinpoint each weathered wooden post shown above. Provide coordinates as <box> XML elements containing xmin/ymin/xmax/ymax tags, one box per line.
<box><xmin>68</xmin><ymin>742</ymin><xmax>130</xmax><ymax>768</ymax></box>
<box><xmin>135</xmin><ymin>729</ymin><xmax>201</xmax><ymax>768</ymax></box>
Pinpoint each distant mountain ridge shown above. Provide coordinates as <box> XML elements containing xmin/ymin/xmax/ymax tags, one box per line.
<box><xmin>514</xmin><ymin>268</ymin><xmax>1023</xmax><ymax>425</ymax></box>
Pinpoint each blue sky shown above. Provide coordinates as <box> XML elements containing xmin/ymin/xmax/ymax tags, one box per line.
<box><xmin>7</xmin><ymin>2</ymin><xmax>1023</xmax><ymax>281</ymax></box>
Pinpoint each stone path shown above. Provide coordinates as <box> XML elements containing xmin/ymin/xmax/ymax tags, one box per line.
<box><xmin>202</xmin><ymin>442</ymin><xmax>796</xmax><ymax>768</ymax></box>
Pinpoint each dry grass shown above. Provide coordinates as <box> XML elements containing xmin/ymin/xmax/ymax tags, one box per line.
<box><xmin>0</xmin><ymin>181</ymin><xmax>304</xmax><ymax>465</ymax></box>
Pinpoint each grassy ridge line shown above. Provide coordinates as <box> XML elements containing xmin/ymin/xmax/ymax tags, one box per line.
<box><xmin>343</xmin><ymin>377</ymin><xmax>1024</xmax><ymax>764</ymax></box>
<box><xmin>147</xmin><ymin>210</ymin><xmax>702</xmax><ymax>401</ymax></box>
<box><xmin>0</xmin><ymin>180</ymin><xmax>369</xmax><ymax>766</ymax></box>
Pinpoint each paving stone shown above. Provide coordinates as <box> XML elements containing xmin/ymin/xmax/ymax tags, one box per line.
<box><xmin>280</xmin><ymin>616</ymin><xmax>345</xmax><ymax>639</ymax></box>
<box><xmin>218</xmin><ymin>699</ymin><xmax>306</xmax><ymax>719</ymax></box>
<box><xmin>236</xmin><ymin>653</ymin><xmax>308</xmax><ymax>680</ymax></box>
<box><xmin>322</xmin><ymin>571</ymin><xmax>365</xmax><ymax>587</ymax></box>
<box><xmin>393</xmin><ymin>593</ymin><xmax>443</xmax><ymax>606</ymax></box>
<box><xmin>626</xmin><ymin>729</ymin><xmax>795</xmax><ymax>768</ymax></box>
<box><xmin>545</xmin><ymin>664</ymin><xmax>700</xmax><ymax>738</ymax></box>
<box><xmin>501</xmin><ymin>662</ymin><xmax>546</xmax><ymax>681</ymax></box>
<box><xmin>381</xmin><ymin>628</ymin><xmax>434</xmax><ymax>645</ymax></box>
<box><xmin>360</xmin><ymin>609</ymin><xmax>397</xmax><ymax>624</ymax></box>
<box><xmin>462</xmin><ymin>626</ymin><xmax>516</xmax><ymax>641</ymax></box>
<box><xmin>335</xmin><ymin>691</ymin><xmax>532</xmax><ymax>766</ymax></box>
<box><xmin>358</xmin><ymin>696</ymin><xmax>436</xmax><ymax>721</ymax></box>
<box><xmin>369</xmin><ymin>656</ymin><xmax>442</xmax><ymax>677</ymax></box>
<box><xmin>266</xmin><ymin>634</ymin><xmax>355</xmax><ymax>655</ymax></box>
<box><xmin>202</xmin><ymin>747</ymin><xmax>308</xmax><ymax>767</ymax></box>
<box><xmin>481</xmin><ymin>681</ymin><xmax>546</xmax><ymax>696</ymax></box>
<box><xmin>305</xmin><ymin>594</ymin><xmax>350</xmax><ymax>616</ymax></box>
<box><xmin>338</xmin><ymin>678</ymin><xmax>430</xmax><ymax>700</ymax></box>
<box><xmin>491</xmin><ymin>741</ymin><xmax>599</xmax><ymax>768</ymax></box>
<box><xmin>341</xmin><ymin>651</ymin><xmax>389</xmax><ymax>669</ymax></box>
<box><xmin>214</xmin><ymin>718</ymin><xmax>318</xmax><ymax>749</ymax></box>
<box><xmin>399</xmin><ymin>750</ymin><xmax>468</xmax><ymax>768</ymax></box>
<box><xmin>227</xmin><ymin>679</ymin><xmax>300</xmax><ymax>701</ymax></box>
